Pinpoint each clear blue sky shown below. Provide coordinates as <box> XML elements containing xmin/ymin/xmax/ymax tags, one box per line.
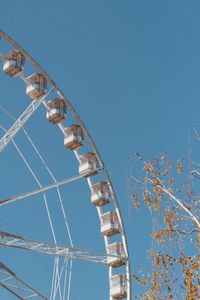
<box><xmin>1</xmin><ymin>1</ymin><xmax>200</xmax><ymax>299</ymax></box>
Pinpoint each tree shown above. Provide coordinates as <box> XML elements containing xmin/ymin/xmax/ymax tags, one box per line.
<box><xmin>129</xmin><ymin>146</ymin><xmax>200</xmax><ymax>299</ymax></box>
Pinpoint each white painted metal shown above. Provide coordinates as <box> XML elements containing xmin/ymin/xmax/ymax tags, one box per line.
<box><xmin>0</xmin><ymin>85</ymin><xmax>53</xmax><ymax>154</ymax></box>
<box><xmin>79</xmin><ymin>152</ymin><xmax>99</xmax><ymax>177</ymax></box>
<box><xmin>0</xmin><ymin>100</ymin><xmax>42</xmax><ymax>153</ymax></box>
<box><xmin>0</xmin><ymin>169</ymin><xmax>101</xmax><ymax>207</ymax></box>
<box><xmin>0</xmin><ymin>262</ymin><xmax>47</xmax><ymax>299</ymax></box>
<box><xmin>0</xmin><ymin>232</ymin><xmax>127</xmax><ymax>266</ymax></box>
<box><xmin>3</xmin><ymin>49</ymin><xmax>24</xmax><ymax>77</ymax></box>
<box><xmin>3</xmin><ymin>59</ymin><xmax>23</xmax><ymax>77</ymax></box>
<box><xmin>101</xmin><ymin>211</ymin><xmax>120</xmax><ymax>237</ymax></box>
<box><xmin>0</xmin><ymin>30</ymin><xmax>132</xmax><ymax>300</ymax></box>
<box><xmin>91</xmin><ymin>182</ymin><xmax>110</xmax><ymax>207</ymax></box>
<box><xmin>46</xmin><ymin>98</ymin><xmax>66</xmax><ymax>124</ymax></box>
<box><xmin>64</xmin><ymin>124</ymin><xmax>83</xmax><ymax>150</ymax></box>
<box><xmin>107</xmin><ymin>243</ymin><xmax>126</xmax><ymax>268</ymax></box>
<box><xmin>26</xmin><ymin>73</ymin><xmax>47</xmax><ymax>100</ymax></box>
<box><xmin>110</xmin><ymin>274</ymin><xmax>127</xmax><ymax>299</ymax></box>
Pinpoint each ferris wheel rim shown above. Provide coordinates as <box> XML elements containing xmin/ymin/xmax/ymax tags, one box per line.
<box><xmin>0</xmin><ymin>29</ymin><xmax>132</xmax><ymax>300</ymax></box>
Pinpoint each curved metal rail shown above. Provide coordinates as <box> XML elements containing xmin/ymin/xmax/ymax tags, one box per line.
<box><xmin>0</xmin><ymin>29</ymin><xmax>132</xmax><ymax>300</ymax></box>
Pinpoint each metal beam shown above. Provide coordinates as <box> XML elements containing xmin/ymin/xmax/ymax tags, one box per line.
<box><xmin>0</xmin><ymin>261</ymin><xmax>47</xmax><ymax>299</ymax></box>
<box><xmin>0</xmin><ymin>231</ymin><xmax>126</xmax><ymax>265</ymax></box>
<box><xmin>0</xmin><ymin>99</ymin><xmax>43</xmax><ymax>154</ymax></box>
<box><xmin>0</xmin><ymin>169</ymin><xmax>101</xmax><ymax>207</ymax></box>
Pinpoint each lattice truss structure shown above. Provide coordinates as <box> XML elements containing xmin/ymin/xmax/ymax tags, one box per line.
<box><xmin>0</xmin><ymin>231</ymin><xmax>125</xmax><ymax>265</ymax></box>
<box><xmin>0</xmin><ymin>262</ymin><xmax>47</xmax><ymax>300</ymax></box>
<box><xmin>0</xmin><ymin>30</ymin><xmax>132</xmax><ymax>300</ymax></box>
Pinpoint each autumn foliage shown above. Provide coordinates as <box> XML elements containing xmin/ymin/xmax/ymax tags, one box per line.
<box><xmin>130</xmin><ymin>153</ymin><xmax>200</xmax><ymax>299</ymax></box>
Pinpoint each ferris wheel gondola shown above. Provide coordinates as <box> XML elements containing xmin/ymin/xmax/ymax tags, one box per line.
<box><xmin>0</xmin><ymin>30</ymin><xmax>131</xmax><ymax>300</ymax></box>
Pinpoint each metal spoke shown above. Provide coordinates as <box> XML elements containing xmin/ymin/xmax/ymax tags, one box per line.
<box><xmin>0</xmin><ymin>86</ymin><xmax>54</xmax><ymax>154</ymax></box>
<box><xmin>0</xmin><ymin>231</ymin><xmax>127</xmax><ymax>265</ymax></box>
<box><xmin>0</xmin><ymin>30</ymin><xmax>132</xmax><ymax>300</ymax></box>
<box><xmin>0</xmin><ymin>262</ymin><xmax>47</xmax><ymax>299</ymax></box>
<box><xmin>0</xmin><ymin>168</ymin><xmax>102</xmax><ymax>207</ymax></box>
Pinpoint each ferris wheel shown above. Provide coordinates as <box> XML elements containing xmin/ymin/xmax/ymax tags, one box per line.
<box><xmin>0</xmin><ymin>30</ymin><xmax>131</xmax><ymax>300</ymax></box>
